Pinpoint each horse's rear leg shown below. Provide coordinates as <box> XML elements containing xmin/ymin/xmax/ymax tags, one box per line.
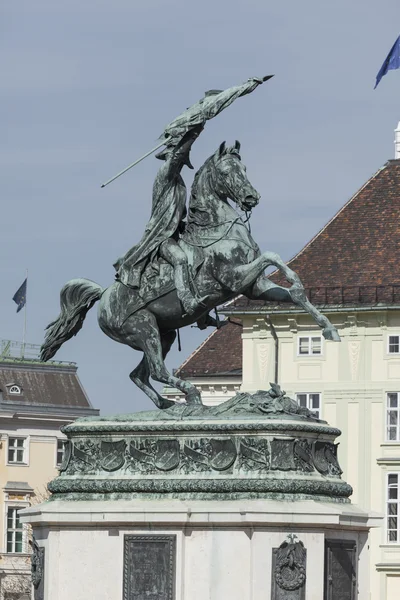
<box><xmin>130</xmin><ymin>331</ymin><xmax>181</xmax><ymax>409</ymax></box>
<box><xmin>130</xmin><ymin>356</ymin><xmax>175</xmax><ymax>409</ymax></box>
<box><xmin>124</xmin><ymin>312</ymin><xmax>202</xmax><ymax>406</ymax></box>
<box><xmin>145</xmin><ymin>326</ymin><xmax>202</xmax><ymax>406</ymax></box>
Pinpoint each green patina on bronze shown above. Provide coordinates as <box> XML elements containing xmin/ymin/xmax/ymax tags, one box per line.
<box><xmin>37</xmin><ymin>80</ymin><xmax>347</xmax><ymax>506</ymax></box>
<box><xmin>49</xmin><ymin>389</ymin><xmax>352</xmax><ymax>503</ymax></box>
<box><xmin>39</xmin><ymin>76</ymin><xmax>340</xmax><ymax>410</ymax></box>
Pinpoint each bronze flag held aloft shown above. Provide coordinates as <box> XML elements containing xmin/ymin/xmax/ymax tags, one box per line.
<box><xmin>100</xmin><ymin>75</ymin><xmax>274</xmax><ymax>188</ymax></box>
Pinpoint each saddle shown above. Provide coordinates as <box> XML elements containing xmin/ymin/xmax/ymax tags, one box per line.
<box><xmin>117</xmin><ymin>239</ymin><xmax>204</xmax><ymax>318</ymax></box>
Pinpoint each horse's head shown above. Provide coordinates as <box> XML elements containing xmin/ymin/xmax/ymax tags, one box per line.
<box><xmin>212</xmin><ymin>141</ymin><xmax>260</xmax><ymax>212</ymax></box>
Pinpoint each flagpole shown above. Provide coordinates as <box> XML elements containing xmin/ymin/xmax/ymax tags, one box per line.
<box><xmin>22</xmin><ymin>269</ymin><xmax>27</xmax><ymax>357</ymax></box>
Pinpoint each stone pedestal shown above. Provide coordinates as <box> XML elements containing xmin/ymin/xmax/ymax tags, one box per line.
<box><xmin>23</xmin><ymin>499</ymin><xmax>377</xmax><ymax>600</ymax></box>
<box><xmin>20</xmin><ymin>389</ymin><xmax>381</xmax><ymax>599</ymax></box>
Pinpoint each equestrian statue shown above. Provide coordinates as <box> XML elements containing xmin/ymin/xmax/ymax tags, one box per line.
<box><xmin>40</xmin><ymin>76</ymin><xmax>340</xmax><ymax>409</ymax></box>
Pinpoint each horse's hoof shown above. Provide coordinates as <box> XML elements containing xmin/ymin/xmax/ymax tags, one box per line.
<box><xmin>186</xmin><ymin>389</ymin><xmax>203</xmax><ymax>405</ymax></box>
<box><xmin>322</xmin><ymin>326</ymin><xmax>341</xmax><ymax>342</ymax></box>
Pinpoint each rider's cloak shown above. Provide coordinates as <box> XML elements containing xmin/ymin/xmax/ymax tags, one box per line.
<box><xmin>114</xmin><ymin>129</ymin><xmax>199</xmax><ymax>288</ymax></box>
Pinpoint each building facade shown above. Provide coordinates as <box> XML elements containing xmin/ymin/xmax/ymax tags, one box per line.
<box><xmin>175</xmin><ymin>157</ymin><xmax>400</xmax><ymax>598</ymax></box>
<box><xmin>0</xmin><ymin>341</ymin><xmax>98</xmax><ymax>600</ymax></box>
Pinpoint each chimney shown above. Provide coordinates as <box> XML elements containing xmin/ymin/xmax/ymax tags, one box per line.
<box><xmin>395</xmin><ymin>122</ymin><xmax>400</xmax><ymax>159</ymax></box>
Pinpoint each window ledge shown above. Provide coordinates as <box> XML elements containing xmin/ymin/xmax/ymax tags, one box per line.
<box><xmin>0</xmin><ymin>552</ymin><xmax>31</xmax><ymax>558</ymax></box>
<box><xmin>377</xmin><ymin>457</ymin><xmax>400</xmax><ymax>465</ymax></box>
<box><xmin>376</xmin><ymin>561</ymin><xmax>400</xmax><ymax>573</ymax></box>
<box><xmin>380</xmin><ymin>443</ymin><xmax>400</xmax><ymax>448</ymax></box>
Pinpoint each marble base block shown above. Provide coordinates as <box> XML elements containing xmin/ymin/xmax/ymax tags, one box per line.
<box><xmin>21</xmin><ymin>498</ymin><xmax>378</xmax><ymax>600</ymax></box>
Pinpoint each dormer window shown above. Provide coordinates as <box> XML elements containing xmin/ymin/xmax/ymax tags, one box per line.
<box><xmin>9</xmin><ymin>385</ymin><xmax>22</xmax><ymax>395</ymax></box>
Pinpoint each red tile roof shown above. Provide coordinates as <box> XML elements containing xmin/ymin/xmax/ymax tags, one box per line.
<box><xmin>230</xmin><ymin>159</ymin><xmax>400</xmax><ymax>309</ymax></box>
<box><xmin>176</xmin><ymin>319</ymin><xmax>242</xmax><ymax>378</ymax></box>
<box><xmin>280</xmin><ymin>160</ymin><xmax>400</xmax><ymax>287</ymax></box>
<box><xmin>179</xmin><ymin>159</ymin><xmax>400</xmax><ymax>376</ymax></box>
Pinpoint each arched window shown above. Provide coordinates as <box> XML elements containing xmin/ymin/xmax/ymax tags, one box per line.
<box><xmin>9</xmin><ymin>385</ymin><xmax>21</xmax><ymax>395</ymax></box>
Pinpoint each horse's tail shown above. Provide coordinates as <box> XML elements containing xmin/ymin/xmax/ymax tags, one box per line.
<box><xmin>40</xmin><ymin>278</ymin><xmax>104</xmax><ymax>362</ymax></box>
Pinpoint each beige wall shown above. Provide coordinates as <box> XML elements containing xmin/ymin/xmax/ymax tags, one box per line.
<box><xmin>0</xmin><ymin>417</ymin><xmax>65</xmax><ymax>597</ymax></box>
<box><xmin>237</xmin><ymin>308</ymin><xmax>400</xmax><ymax>598</ymax></box>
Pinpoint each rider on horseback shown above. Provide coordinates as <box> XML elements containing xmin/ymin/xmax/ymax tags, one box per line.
<box><xmin>114</xmin><ymin>125</ymin><xmax>208</xmax><ymax>315</ymax></box>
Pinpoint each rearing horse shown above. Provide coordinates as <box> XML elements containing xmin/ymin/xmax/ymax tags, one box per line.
<box><xmin>41</xmin><ymin>141</ymin><xmax>340</xmax><ymax>408</ymax></box>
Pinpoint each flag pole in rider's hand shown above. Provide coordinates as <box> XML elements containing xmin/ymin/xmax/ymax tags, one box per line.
<box><xmin>101</xmin><ymin>140</ymin><xmax>167</xmax><ymax>188</ymax></box>
<box><xmin>101</xmin><ymin>75</ymin><xmax>274</xmax><ymax>189</ymax></box>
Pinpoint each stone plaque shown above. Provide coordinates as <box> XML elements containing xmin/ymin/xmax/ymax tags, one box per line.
<box><xmin>324</xmin><ymin>539</ymin><xmax>356</xmax><ymax>600</ymax></box>
<box><xmin>271</xmin><ymin>538</ymin><xmax>306</xmax><ymax>600</ymax></box>
<box><xmin>123</xmin><ymin>535</ymin><xmax>176</xmax><ymax>600</ymax></box>
<box><xmin>30</xmin><ymin>537</ymin><xmax>45</xmax><ymax>600</ymax></box>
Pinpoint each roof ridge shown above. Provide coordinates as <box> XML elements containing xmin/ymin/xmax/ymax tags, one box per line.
<box><xmin>222</xmin><ymin>165</ymin><xmax>388</xmax><ymax>308</ymax></box>
<box><xmin>284</xmin><ymin>162</ymin><xmax>388</xmax><ymax>267</ymax></box>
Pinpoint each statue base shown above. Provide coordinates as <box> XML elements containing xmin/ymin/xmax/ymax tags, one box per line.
<box><xmin>47</xmin><ymin>389</ymin><xmax>352</xmax><ymax>502</ymax></box>
<box><xmin>20</xmin><ymin>391</ymin><xmax>381</xmax><ymax>598</ymax></box>
<box><xmin>22</xmin><ymin>498</ymin><xmax>376</xmax><ymax>600</ymax></box>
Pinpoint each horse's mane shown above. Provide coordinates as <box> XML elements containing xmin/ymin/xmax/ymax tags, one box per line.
<box><xmin>191</xmin><ymin>145</ymin><xmax>240</xmax><ymax>198</ymax></box>
<box><xmin>191</xmin><ymin>154</ymin><xmax>215</xmax><ymax>198</ymax></box>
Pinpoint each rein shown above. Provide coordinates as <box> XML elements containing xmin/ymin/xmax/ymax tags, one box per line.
<box><xmin>183</xmin><ymin>206</ymin><xmax>253</xmax><ymax>249</ymax></box>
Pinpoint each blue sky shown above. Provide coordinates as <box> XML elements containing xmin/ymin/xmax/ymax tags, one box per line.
<box><xmin>2</xmin><ymin>1</ymin><xmax>400</xmax><ymax>413</ymax></box>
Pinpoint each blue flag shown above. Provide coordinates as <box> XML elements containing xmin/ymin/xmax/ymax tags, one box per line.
<box><xmin>12</xmin><ymin>278</ymin><xmax>27</xmax><ymax>313</ymax></box>
<box><xmin>375</xmin><ymin>35</ymin><xmax>400</xmax><ymax>88</ymax></box>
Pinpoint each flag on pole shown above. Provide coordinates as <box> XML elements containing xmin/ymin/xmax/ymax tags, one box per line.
<box><xmin>12</xmin><ymin>278</ymin><xmax>27</xmax><ymax>313</ymax></box>
<box><xmin>375</xmin><ymin>35</ymin><xmax>400</xmax><ymax>88</ymax></box>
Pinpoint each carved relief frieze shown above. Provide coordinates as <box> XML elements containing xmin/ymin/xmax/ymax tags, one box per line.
<box><xmin>100</xmin><ymin>440</ymin><xmax>127</xmax><ymax>471</ymax></box>
<box><xmin>154</xmin><ymin>440</ymin><xmax>180</xmax><ymax>471</ymax></box>
<box><xmin>312</xmin><ymin>441</ymin><xmax>342</xmax><ymax>476</ymax></box>
<box><xmin>67</xmin><ymin>439</ymin><xmax>101</xmax><ymax>475</ymax></box>
<box><xmin>128</xmin><ymin>439</ymin><xmax>158</xmax><ymax>474</ymax></box>
<box><xmin>181</xmin><ymin>438</ymin><xmax>237</xmax><ymax>473</ymax></box>
<box><xmin>61</xmin><ymin>434</ymin><xmax>344</xmax><ymax>484</ymax></box>
<box><xmin>238</xmin><ymin>437</ymin><xmax>269</xmax><ymax>472</ymax></box>
<box><xmin>270</xmin><ymin>438</ymin><xmax>297</xmax><ymax>471</ymax></box>
<box><xmin>294</xmin><ymin>439</ymin><xmax>314</xmax><ymax>472</ymax></box>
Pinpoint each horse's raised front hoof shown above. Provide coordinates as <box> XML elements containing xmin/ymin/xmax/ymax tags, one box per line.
<box><xmin>186</xmin><ymin>388</ymin><xmax>203</xmax><ymax>406</ymax></box>
<box><xmin>322</xmin><ymin>326</ymin><xmax>341</xmax><ymax>342</ymax></box>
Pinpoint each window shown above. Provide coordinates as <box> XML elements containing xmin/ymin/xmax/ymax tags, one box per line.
<box><xmin>296</xmin><ymin>393</ymin><xmax>321</xmax><ymax>418</ymax></box>
<box><xmin>387</xmin><ymin>474</ymin><xmax>400</xmax><ymax>543</ymax></box>
<box><xmin>387</xmin><ymin>393</ymin><xmax>400</xmax><ymax>441</ymax></box>
<box><xmin>388</xmin><ymin>335</ymin><xmax>400</xmax><ymax>354</ymax></box>
<box><xmin>298</xmin><ymin>336</ymin><xmax>322</xmax><ymax>356</ymax></box>
<box><xmin>56</xmin><ymin>439</ymin><xmax>67</xmax><ymax>467</ymax></box>
<box><xmin>6</xmin><ymin>507</ymin><xmax>24</xmax><ymax>553</ymax></box>
<box><xmin>8</xmin><ymin>438</ymin><xmax>27</xmax><ymax>464</ymax></box>
<box><xmin>9</xmin><ymin>385</ymin><xmax>21</xmax><ymax>395</ymax></box>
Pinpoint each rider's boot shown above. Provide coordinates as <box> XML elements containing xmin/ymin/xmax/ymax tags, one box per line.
<box><xmin>175</xmin><ymin>263</ymin><xmax>208</xmax><ymax>316</ymax></box>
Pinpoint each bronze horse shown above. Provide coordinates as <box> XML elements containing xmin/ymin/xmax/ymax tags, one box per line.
<box><xmin>41</xmin><ymin>142</ymin><xmax>340</xmax><ymax>408</ymax></box>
